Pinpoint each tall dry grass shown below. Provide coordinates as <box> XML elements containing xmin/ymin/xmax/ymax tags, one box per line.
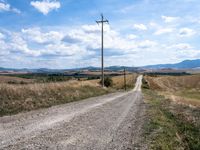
<box><xmin>112</xmin><ymin>74</ymin><xmax>138</xmax><ymax>90</ymax></box>
<box><xmin>0</xmin><ymin>75</ymin><xmax>34</xmax><ymax>84</ymax></box>
<box><xmin>0</xmin><ymin>74</ymin><xmax>137</xmax><ymax>116</ymax></box>
<box><xmin>145</xmin><ymin>74</ymin><xmax>200</xmax><ymax>107</ymax></box>
<box><xmin>145</xmin><ymin>75</ymin><xmax>200</xmax><ymax>91</ymax></box>
<box><xmin>0</xmin><ymin>80</ymin><xmax>110</xmax><ymax>116</ymax></box>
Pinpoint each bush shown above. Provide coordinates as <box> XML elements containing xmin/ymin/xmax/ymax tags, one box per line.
<box><xmin>87</xmin><ymin>76</ymin><xmax>100</xmax><ymax>80</ymax></box>
<box><xmin>100</xmin><ymin>77</ymin><xmax>113</xmax><ymax>87</ymax></box>
<box><xmin>142</xmin><ymin>78</ymin><xmax>149</xmax><ymax>89</ymax></box>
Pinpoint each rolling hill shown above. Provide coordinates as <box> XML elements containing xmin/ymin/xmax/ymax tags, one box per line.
<box><xmin>142</xmin><ymin>59</ymin><xmax>200</xmax><ymax>69</ymax></box>
<box><xmin>1</xmin><ymin>59</ymin><xmax>200</xmax><ymax>73</ymax></box>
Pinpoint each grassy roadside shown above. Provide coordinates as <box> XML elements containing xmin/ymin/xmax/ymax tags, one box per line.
<box><xmin>0</xmin><ymin>83</ymin><xmax>112</xmax><ymax>117</ymax></box>
<box><xmin>0</xmin><ymin>74</ymin><xmax>137</xmax><ymax>117</ymax></box>
<box><xmin>142</xmin><ymin>80</ymin><xmax>200</xmax><ymax>149</ymax></box>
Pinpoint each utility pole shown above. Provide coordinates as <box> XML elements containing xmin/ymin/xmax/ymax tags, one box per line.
<box><xmin>124</xmin><ymin>67</ymin><xmax>126</xmax><ymax>91</ymax></box>
<box><xmin>96</xmin><ymin>14</ymin><xmax>109</xmax><ymax>87</ymax></box>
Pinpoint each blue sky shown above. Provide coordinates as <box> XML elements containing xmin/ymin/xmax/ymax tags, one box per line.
<box><xmin>0</xmin><ymin>0</ymin><xmax>200</xmax><ymax>69</ymax></box>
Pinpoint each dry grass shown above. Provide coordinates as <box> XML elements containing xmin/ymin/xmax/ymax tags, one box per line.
<box><xmin>112</xmin><ymin>74</ymin><xmax>138</xmax><ymax>90</ymax></box>
<box><xmin>0</xmin><ymin>79</ymin><xmax>111</xmax><ymax>116</ymax></box>
<box><xmin>145</xmin><ymin>75</ymin><xmax>200</xmax><ymax>107</ymax></box>
<box><xmin>0</xmin><ymin>74</ymin><xmax>137</xmax><ymax>116</ymax></box>
<box><xmin>145</xmin><ymin>75</ymin><xmax>200</xmax><ymax>91</ymax></box>
<box><xmin>0</xmin><ymin>75</ymin><xmax>34</xmax><ymax>84</ymax></box>
<box><xmin>143</xmin><ymin>89</ymin><xmax>200</xmax><ymax>149</ymax></box>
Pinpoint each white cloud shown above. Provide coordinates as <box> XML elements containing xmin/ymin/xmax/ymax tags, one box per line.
<box><xmin>0</xmin><ymin>39</ymin><xmax>10</xmax><ymax>56</ymax></box>
<box><xmin>82</xmin><ymin>24</ymin><xmax>100</xmax><ymax>33</ymax></box>
<box><xmin>0</xmin><ymin>32</ymin><xmax>5</xmax><ymax>39</ymax></box>
<box><xmin>10</xmin><ymin>33</ymin><xmax>41</xmax><ymax>57</ymax></box>
<box><xmin>162</xmin><ymin>43</ymin><xmax>200</xmax><ymax>62</ymax></box>
<box><xmin>133</xmin><ymin>24</ymin><xmax>147</xmax><ymax>31</ymax></box>
<box><xmin>154</xmin><ymin>28</ymin><xmax>174</xmax><ymax>35</ymax></box>
<box><xmin>30</xmin><ymin>0</ymin><xmax>60</xmax><ymax>15</ymax></box>
<box><xmin>1</xmin><ymin>24</ymin><xmax>157</xmax><ymax>64</ymax></box>
<box><xmin>1</xmin><ymin>22</ymin><xmax>200</xmax><ymax>68</ymax></box>
<box><xmin>161</xmin><ymin>16</ymin><xmax>178</xmax><ymax>23</ymax></box>
<box><xmin>62</xmin><ymin>24</ymin><xmax>138</xmax><ymax>53</ymax></box>
<box><xmin>0</xmin><ymin>2</ymin><xmax>21</xmax><ymax>14</ymax></box>
<box><xmin>12</xmin><ymin>8</ymin><xmax>21</xmax><ymax>14</ymax></box>
<box><xmin>22</xmin><ymin>28</ymin><xmax>64</xmax><ymax>44</ymax></box>
<box><xmin>126</xmin><ymin>34</ymin><xmax>138</xmax><ymax>40</ymax></box>
<box><xmin>149</xmin><ymin>22</ymin><xmax>159</xmax><ymax>28</ymax></box>
<box><xmin>179</xmin><ymin>28</ymin><xmax>196</xmax><ymax>37</ymax></box>
<box><xmin>0</xmin><ymin>2</ymin><xmax>10</xmax><ymax>11</ymax></box>
<box><xmin>45</xmin><ymin>43</ymin><xmax>87</xmax><ymax>56</ymax></box>
<box><xmin>169</xmin><ymin>43</ymin><xmax>193</xmax><ymax>50</ymax></box>
<box><xmin>138</xmin><ymin>40</ymin><xmax>157</xmax><ymax>49</ymax></box>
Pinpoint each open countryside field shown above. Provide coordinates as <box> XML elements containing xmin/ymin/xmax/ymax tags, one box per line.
<box><xmin>0</xmin><ymin>75</ymin><xmax>35</xmax><ymax>84</ymax></box>
<box><xmin>0</xmin><ymin>74</ymin><xmax>137</xmax><ymax>116</ymax></box>
<box><xmin>112</xmin><ymin>74</ymin><xmax>138</xmax><ymax>90</ymax></box>
<box><xmin>145</xmin><ymin>74</ymin><xmax>200</xmax><ymax>107</ymax></box>
<box><xmin>143</xmin><ymin>74</ymin><xmax>200</xmax><ymax>149</ymax></box>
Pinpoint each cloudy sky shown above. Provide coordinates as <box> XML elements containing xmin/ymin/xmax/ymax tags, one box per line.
<box><xmin>0</xmin><ymin>0</ymin><xmax>200</xmax><ymax>69</ymax></box>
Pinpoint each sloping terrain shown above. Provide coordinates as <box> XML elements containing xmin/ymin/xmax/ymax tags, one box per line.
<box><xmin>145</xmin><ymin>75</ymin><xmax>200</xmax><ymax>91</ymax></box>
<box><xmin>145</xmin><ymin>75</ymin><xmax>200</xmax><ymax>107</ymax></box>
<box><xmin>143</xmin><ymin>59</ymin><xmax>200</xmax><ymax>69</ymax></box>
<box><xmin>143</xmin><ymin>75</ymin><xmax>200</xmax><ymax>149</ymax></box>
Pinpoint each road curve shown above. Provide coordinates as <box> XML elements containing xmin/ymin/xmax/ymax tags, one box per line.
<box><xmin>0</xmin><ymin>75</ymin><xmax>145</xmax><ymax>150</ymax></box>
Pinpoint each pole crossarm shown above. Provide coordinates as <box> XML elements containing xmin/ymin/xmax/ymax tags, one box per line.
<box><xmin>96</xmin><ymin>14</ymin><xmax>109</xmax><ymax>24</ymax></box>
<box><xmin>96</xmin><ymin>20</ymin><xmax>109</xmax><ymax>23</ymax></box>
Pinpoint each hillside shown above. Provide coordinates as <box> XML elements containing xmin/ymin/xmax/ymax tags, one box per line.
<box><xmin>143</xmin><ymin>59</ymin><xmax>200</xmax><ymax>69</ymax></box>
<box><xmin>1</xmin><ymin>59</ymin><xmax>200</xmax><ymax>73</ymax></box>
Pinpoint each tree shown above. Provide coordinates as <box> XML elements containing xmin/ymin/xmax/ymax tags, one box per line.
<box><xmin>100</xmin><ymin>77</ymin><xmax>113</xmax><ymax>87</ymax></box>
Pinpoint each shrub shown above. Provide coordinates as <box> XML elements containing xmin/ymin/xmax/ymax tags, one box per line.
<box><xmin>142</xmin><ymin>78</ymin><xmax>149</xmax><ymax>89</ymax></box>
<box><xmin>87</xmin><ymin>76</ymin><xmax>100</xmax><ymax>80</ymax></box>
<box><xmin>100</xmin><ymin>77</ymin><xmax>113</xmax><ymax>87</ymax></box>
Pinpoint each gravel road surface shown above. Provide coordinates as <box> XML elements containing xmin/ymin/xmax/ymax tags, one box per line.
<box><xmin>0</xmin><ymin>75</ymin><xmax>146</xmax><ymax>150</ymax></box>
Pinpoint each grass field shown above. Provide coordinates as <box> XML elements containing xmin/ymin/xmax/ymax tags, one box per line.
<box><xmin>0</xmin><ymin>75</ymin><xmax>35</xmax><ymax>84</ymax></box>
<box><xmin>112</xmin><ymin>74</ymin><xmax>138</xmax><ymax>90</ymax></box>
<box><xmin>0</xmin><ymin>74</ymin><xmax>137</xmax><ymax>116</ymax></box>
<box><xmin>144</xmin><ymin>74</ymin><xmax>200</xmax><ymax>107</ymax></box>
<box><xmin>143</xmin><ymin>89</ymin><xmax>200</xmax><ymax>150</ymax></box>
<box><xmin>143</xmin><ymin>75</ymin><xmax>200</xmax><ymax>149</ymax></box>
<box><xmin>0</xmin><ymin>74</ymin><xmax>73</xmax><ymax>83</ymax></box>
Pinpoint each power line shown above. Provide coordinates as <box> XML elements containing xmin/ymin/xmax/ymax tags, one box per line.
<box><xmin>96</xmin><ymin>14</ymin><xmax>109</xmax><ymax>88</ymax></box>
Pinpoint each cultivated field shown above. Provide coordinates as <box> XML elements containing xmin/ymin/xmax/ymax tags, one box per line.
<box><xmin>0</xmin><ymin>74</ymin><xmax>137</xmax><ymax>116</ymax></box>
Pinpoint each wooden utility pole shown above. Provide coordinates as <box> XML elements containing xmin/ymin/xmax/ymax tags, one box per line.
<box><xmin>96</xmin><ymin>14</ymin><xmax>109</xmax><ymax>87</ymax></box>
<box><xmin>124</xmin><ymin>67</ymin><xmax>126</xmax><ymax>91</ymax></box>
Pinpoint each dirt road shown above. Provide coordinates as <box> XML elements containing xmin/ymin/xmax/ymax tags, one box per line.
<box><xmin>0</xmin><ymin>75</ymin><xmax>145</xmax><ymax>150</ymax></box>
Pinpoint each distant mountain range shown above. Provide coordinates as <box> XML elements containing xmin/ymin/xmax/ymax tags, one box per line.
<box><xmin>1</xmin><ymin>59</ymin><xmax>200</xmax><ymax>73</ymax></box>
<box><xmin>143</xmin><ymin>59</ymin><xmax>200</xmax><ymax>69</ymax></box>
<box><xmin>0</xmin><ymin>66</ymin><xmax>141</xmax><ymax>73</ymax></box>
